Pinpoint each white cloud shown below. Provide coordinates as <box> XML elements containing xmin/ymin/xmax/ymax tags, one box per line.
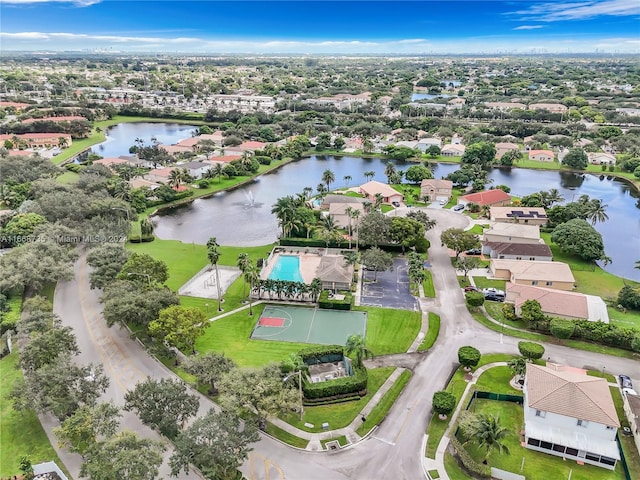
<box><xmin>2</xmin><ymin>0</ymin><xmax>101</xmax><ymax>5</ymax></box>
<box><xmin>511</xmin><ymin>0</ymin><xmax>640</xmax><ymax>22</ymax></box>
<box><xmin>513</xmin><ymin>25</ymin><xmax>545</xmax><ymax>30</ymax></box>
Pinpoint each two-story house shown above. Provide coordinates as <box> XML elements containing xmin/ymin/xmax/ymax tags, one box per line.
<box><xmin>524</xmin><ymin>363</ymin><xmax>620</xmax><ymax>470</ymax></box>
<box><xmin>420</xmin><ymin>179</ymin><xmax>453</xmax><ymax>203</ymax></box>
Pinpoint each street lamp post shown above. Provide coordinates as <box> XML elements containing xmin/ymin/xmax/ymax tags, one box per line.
<box><xmin>283</xmin><ymin>370</ymin><xmax>304</xmax><ymax>421</ymax></box>
<box><xmin>127</xmin><ymin>272</ymin><xmax>151</xmax><ymax>287</ymax></box>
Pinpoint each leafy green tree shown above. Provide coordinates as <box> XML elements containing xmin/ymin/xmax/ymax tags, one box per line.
<box><xmin>631</xmin><ymin>334</ymin><xmax>640</xmax><ymax>353</ymax></box>
<box><xmin>432</xmin><ymin>391</ymin><xmax>456</xmax><ymax>418</ymax></box>
<box><xmin>508</xmin><ymin>357</ymin><xmax>527</xmax><ymax>379</ymax></box>
<box><xmin>345</xmin><ymin>334</ymin><xmax>374</xmax><ymax>367</ymax></box>
<box><xmin>551</xmin><ymin>218</ymin><xmax>608</xmax><ymax>262</ymax></box>
<box><xmin>499</xmin><ymin>149</ymin><xmax>522</xmax><ymax>166</ymax></box>
<box><xmin>617</xmin><ymin>285</ymin><xmax>640</xmax><ymax>310</ymax></box>
<box><xmin>406</xmin><ymin>210</ymin><xmax>436</xmax><ymax>230</ymax></box>
<box><xmin>390</xmin><ymin>216</ymin><xmax>425</xmax><ymax>253</ymax></box>
<box><xmin>549</xmin><ymin>318</ymin><xmax>575</xmax><ymax>339</ymax></box>
<box><xmin>455</xmin><ymin>256</ymin><xmax>480</xmax><ymax>279</ymax></box>
<box><xmin>101</xmin><ymin>281</ymin><xmax>179</xmax><ymax>327</ymax></box>
<box><xmin>19</xmin><ymin>326</ymin><xmax>79</xmax><ymax>371</ymax></box>
<box><xmin>440</xmin><ymin>228</ymin><xmax>480</xmax><ymax>258</ymax></box>
<box><xmin>19</xmin><ymin>456</ymin><xmax>34</xmax><ymax>480</ymax></box>
<box><xmin>207</xmin><ymin>237</ymin><xmax>223</xmax><ymax>311</ymax></box>
<box><xmin>562</xmin><ymin>148</ymin><xmax>588</xmax><ymax>170</ymax></box>
<box><xmin>517</xmin><ymin>341</ymin><xmax>545</xmax><ymax>361</ymax></box>
<box><xmin>426</xmin><ymin>145</ymin><xmax>441</xmax><ymax>158</ymax></box>
<box><xmin>465</xmin><ymin>291</ymin><xmax>485</xmax><ymax>309</ymax></box>
<box><xmin>458</xmin><ymin>346</ymin><xmax>481</xmax><ymax>369</ymax></box>
<box><xmin>124</xmin><ymin>377</ymin><xmax>199</xmax><ymax>439</ymax></box>
<box><xmin>404</xmin><ymin>165</ymin><xmax>433</xmax><ymax>183</ymax></box>
<box><xmin>170</xmin><ymin>409</ymin><xmax>259</xmax><ymax>480</ymax></box>
<box><xmin>361</xmin><ymin>247</ymin><xmax>393</xmax><ymax>281</ymax></box>
<box><xmin>315</xmin><ymin>133</ymin><xmax>331</xmax><ymax>151</ymax></box>
<box><xmin>218</xmin><ymin>363</ymin><xmax>299</xmax><ymax>430</ymax></box>
<box><xmin>55</xmin><ymin>403</ymin><xmax>121</xmax><ymax>455</ymax></box>
<box><xmin>236</xmin><ymin>252</ymin><xmax>251</xmax><ymax>300</ymax></box>
<box><xmin>149</xmin><ymin>305</ymin><xmax>206</xmax><ymax>354</ymax></box>
<box><xmin>1</xmin><ymin>213</ymin><xmax>47</xmax><ymax>246</ymax></box>
<box><xmin>81</xmin><ymin>431</ymin><xmax>164</xmax><ymax>480</ymax></box>
<box><xmin>333</xmin><ymin>136</ymin><xmax>345</xmax><ymax>151</ymax></box>
<box><xmin>183</xmin><ymin>352</ymin><xmax>237</xmax><ymax>395</ymax></box>
<box><xmin>461</xmin><ymin>142</ymin><xmax>496</xmax><ymax>169</ymax></box>
<box><xmin>87</xmin><ymin>243</ymin><xmax>130</xmax><ymax>290</ymax></box>
<box><xmin>116</xmin><ymin>252</ymin><xmax>168</xmax><ymax>286</ymax></box>
<box><xmin>358</xmin><ymin>211</ymin><xmax>391</xmax><ymax>247</ymax></box>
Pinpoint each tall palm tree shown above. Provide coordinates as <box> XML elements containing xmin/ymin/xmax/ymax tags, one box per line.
<box><xmin>206</xmin><ymin>237</ymin><xmax>223</xmax><ymax>312</ymax></box>
<box><xmin>316</xmin><ymin>183</ymin><xmax>328</xmax><ymax>201</ymax></box>
<box><xmin>309</xmin><ymin>277</ymin><xmax>323</xmax><ymax>303</ymax></box>
<box><xmin>345</xmin><ymin>206</ymin><xmax>355</xmax><ymax>248</ymax></box>
<box><xmin>168</xmin><ymin>169</ymin><xmax>181</xmax><ymax>188</ymax></box>
<box><xmin>237</xmin><ymin>253</ymin><xmax>250</xmax><ymax>300</ymax></box>
<box><xmin>363</xmin><ymin>138</ymin><xmax>374</xmax><ymax>154</ymax></box>
<box><xmin>321</xmin><ymin>169</ymin><xmax>336</xmax><ymax>192</ymax></box>
<box><xmin>350</xmin><ymin>209</ymin><xmax>361</xmax><ymax>250</ymax></box>
<box><xmin>384</xmin><ymin>162</ymin><xmax>397</xmax><ymax>184</ymax></box>
<box><xmin>373</xmin><ymin>193</ymin><xmax>384</xmax><ymax>209</ymax></box>
<box><xmin>364</xmin><ymin>171</ymin><xmax>375</xmax><ymax>182</ymax></box>
<box><xmin>470</xmin><ymin>413</ymin><xmax>510</xmax><ymax>460</ymax></box>
<box><xmin>586</xmin><ymin>199</ymin><xmax>609</xmax><ymax>225</ymax></box>
<box><xmin>271</xmin><ymin>196</ymin><xmax>297</xmax><ymax>236</ymax></box>
<box><xmin>244</xmin><ymin>261</ymin><xmax>259</xmax><ymax>316</ymax></box>
<box><xmin>318</xmin><ymin>214</ymin><xmax>341</xmax><ymax>248</ymax></box>
<box><xmin>343</xmin><ymin>175</ymin><xmax>352</xmax><ymax>187</ymax></box>
<box><xmin>345</xmin><ymin>334</ymin><xmax>374</xmax><ymax>368</ymax></box>
<box><xmin>546</xmin><ymin>188</ymin><xmax>564</xmax><ymax>206</ymax></box>
<box><xmin>211</xmin><ymin>163</ymin><xmax>224</xmax><ymax>183</ymax></box>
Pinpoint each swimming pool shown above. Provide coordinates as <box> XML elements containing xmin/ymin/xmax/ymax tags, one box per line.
<box><xmin>268</xmin><ymin>255</ymin><xmax>304</xmax><ymax>282</ymax></box>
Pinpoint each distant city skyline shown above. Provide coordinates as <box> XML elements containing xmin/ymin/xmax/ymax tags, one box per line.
<box><xmin>1</xmin><ymin>0</ymin><xmax>638</xmax><ymax>54</ymax></box>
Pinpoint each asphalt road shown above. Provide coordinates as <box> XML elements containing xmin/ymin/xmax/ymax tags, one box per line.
<box><xmin>50</xmin><ymin>209</ymin><xmax>640</xmax><ymax>480</ymax></box>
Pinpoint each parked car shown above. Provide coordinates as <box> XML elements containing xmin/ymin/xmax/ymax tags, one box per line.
<box><xmin>483</xmin><ymin>287</ymin><xmax>505</xmax><ymax>302</ymax></box>
<box><xmin>453</xmin><ymin>204</ymin><xmax>465</xmax><ymax>211</ymax></box>
<box><xmin>484</xmin><ymin>293</ymin><xmax>505</xmax><ymax>302</ymax></box>
<box><xmin>439</xmin><ymin>199</ymin><xmax>447</xmax><ymax>205</ymax></box>
<box><xmin>392</xmin><ymin>201</ymin><xmax>400</xmax><ymax>207</ymax></box>
<box><xmin>465</xmin><ymin>248</ymin><xmax>482</xmax><ymax>256</ymax></box>
<box><xmin>619</xmin><ymin>374</ymin><xmax>633</xmax><ymax>389</ymax></box>
<box><xmin>464</xmin><ymin>286</ymin><xmax>480</xmax><ymax>292</ymax></box>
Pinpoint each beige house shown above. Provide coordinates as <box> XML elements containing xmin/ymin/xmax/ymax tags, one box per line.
<box><xmin>588</xmin><ymin>152</ymin><xmax>617</xmax><ymax>165</ymax></box>
<box><xmin>506</xmin><ymin>283</ymin><xmax>609</xmax><ymax>323</ymax></box>
<box><xmin>327</xmin><ymin>203</ymin><xmax>365</xmax><ymax>229</ymax></box>
<box><xmin>495</xmin><ymin>142</ymin><xmax>520</xmax><ymax>159</ymax></box>
<box><xmin>529</xmin><ymin>103</ymin><xmax>568</xmax><ymax>114</ymax></box>
<box><xmin>145</xmin><ymin>167</ymin><xmax>175</xmax><ymax>183</ymax></box>
<box><xmin>524</xmin><ymin>364</ymin><xmax>620</xmax><ymax>470</ymax></box>
<box><xmin>359</xmin><ymin>181</ymin><xmax>403</xmax><ymax>204</ymax></box>
<box><xmin>441</xmin><ymin>143</ymin><xmax>466</xmax><ymax>157</ymax></box>
<box><xmin>482</xmin><ymin>242</ymin><xmax>552</xmax><ymax>261</ymax></box>
<box><xmin>490</xmin><ymin>259</ymin><xmax>575</xmax><ymax>290</ymax></box>
<box><xmin>490</xmin><ymin>207</ymin><xmax>548</xmax><ymax>226</ymax></box>
<box><xmin>623</xmin><ymin>393</ymin><xmax>640</xmax><ymax>456</ymax></box>
<box><xmin>485</xmin><ymin>101</ymin><xmax>526</xmax><ymax>110</ymax></box>
<box><xmin>317</xmin><ymin>255</ymin><xmax>354</xmax><ymax>292</ymax></box>
<box><xmin>420</xmin><ymin>179</ymin><xmax>453</xmax><ymax>203</ymax></box>
<box><xmin>482</xmin><ymin>223</ymin><xmax>542</xmax><ymax>245</ymax></box>
<box><xmin>529</xmin><ymin>150</ymin><xmax>555</xmax><ymax>162</ymax></box>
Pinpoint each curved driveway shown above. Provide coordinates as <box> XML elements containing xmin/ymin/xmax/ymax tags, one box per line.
<box><xmin>53</xmin><ymin>209</ymin><xmax>640</xmax><ymax>480</ymax></box>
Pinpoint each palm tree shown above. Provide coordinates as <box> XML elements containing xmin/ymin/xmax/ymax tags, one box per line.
<box><xmin>316</xmin><ymin>183</ymin><xmax>328</xmax><ymax>201</ymax></box>
<box><xmin>363</xmin><ymin>138</ymin><xmax>374</xmax><ymax>154</ymax></box>
<box><xmin>345</xmin><ymin>334</ymin><xmax>374</xmax><ymax>368</ymax></box>
<box><xmin>271</xmin><ymin>196</ymin><xmax>297</xmax><ymax>236</ymax></box>
<box><xmin>546</xmin><ymin>188</ymin><xmax>564</xmax><ymax>206</ymax></box>
<box><xmin>470</xmin><ymin>413</ymin><xmax>510</xmax><ymax>460</ymax></box>
<box><xmin>343</xmin><ymin>175</ymin><xmax>352</xmax><ymax>187</ymax></box>
<box><xmin>318</xmin><ymin>214</ymin><xmax>341</xmax><ymax>248</ymax></box>
<box><xmin>507</xmin><ymin>357</ymin><xmax>527</xmax><ymax>381</ymax></box>
<box><xmin>586</xmin><ymin>199</ymin><xmax>609</xmax><ymax>225</ymax></box>
<box><xmin>321</xmin><ymin>169</ymin><xmax>335</xmax><ymax>192</ymax></box>
<box><xmin>384</xmin><ymin>162</ymin><xmax>397</xmax><ymax>184</ymax></box>
<box><xmin>364</xmin><ymin>171</ymin><xmax>375</xmax><ymax>182</ymax></box>
<box><xmin>206</xmin><ymin>237</ymin><xmax>223</xmax><ymax>312</ymax></box>
<box><xmin>345</xmin><ymin>206</ymin><xmax>355</xmax><ymax>248</ymax></box>
<box><xmin>244</xmin><ymin>261</ymin><xmax>259</xmax><ymax>316</ymax></box>
<box><xmin>211</xmin><ymin>163</ymin><xmax>224</xmax><ymax>183</ymax></box>
<box><xmin>168</xmin><ymin>169</ymin><xmax>181</xmax><ymax>188</ymax></box>
<box><xmin>237</xmin><ymin>253</ymin><xmax>250</xmax><ymax>300</ymax></box>
<box><xmin>373</xmin><ymin>193</ymin><xmax>384</xmax><ymax>209</ymax></box>
<box><xmin>309</xmin><ymin>277</ymin><xmax>322</xmax><ymax>303</ymax></box>
<box><xmin>350</xmin><ymin>209</ymin><xmax>361</xmax><ymax>250</ymax></box>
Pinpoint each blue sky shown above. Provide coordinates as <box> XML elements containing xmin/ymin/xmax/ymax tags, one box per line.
<box><xmin>1</xmin><ymin>1</ymin><xmax>638</xmax><ymax>53</ymax></box>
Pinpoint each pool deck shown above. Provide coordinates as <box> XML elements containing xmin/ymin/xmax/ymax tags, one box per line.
<box><xmin>261</xmin><ymin>251</ymin><xmax>322</xmax><ymax>284</ymax></box>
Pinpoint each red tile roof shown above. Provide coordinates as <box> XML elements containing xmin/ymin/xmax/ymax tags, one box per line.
<box><xmin>237</xmin><ymin>141</ymin><xmax>266</xmax><ymax>151</ymax></box>
<box><xmin>459</xmin><ymin>189</ymin><xmax>511</xmax><ymax>206</ymax></box>
<box><xmin>206</xmin><ymin>155</ymin><xmax>241</xmax><ymax>163</ymax></box>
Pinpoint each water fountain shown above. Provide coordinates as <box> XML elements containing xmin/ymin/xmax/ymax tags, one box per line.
<box><xmin>238</xmin><ymin>190</ymin><xmax>262</xmax><ymax>209</ymax></box>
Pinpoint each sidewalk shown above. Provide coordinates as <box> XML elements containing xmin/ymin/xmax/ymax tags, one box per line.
<box><xmin>268</xmin><ymin>367</ymin><xmax>406</xmax><ymax>451</ymax></box>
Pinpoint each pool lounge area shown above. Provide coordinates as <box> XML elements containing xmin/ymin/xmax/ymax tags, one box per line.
<box><xmin>268</xmin><ymin>255</ymin><xmax>305</xmax><ymax>282</ymax></box>
<box><xmin>261</xmin><ymin>249</ymin><xmax>322</xmax><ymax>284</ymax></box>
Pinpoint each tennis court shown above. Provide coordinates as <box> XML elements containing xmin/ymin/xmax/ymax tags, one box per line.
<box><xmin>250</xmin><ymin>305</ymin><xmax>367</xmax><ymax>345</ymax></box>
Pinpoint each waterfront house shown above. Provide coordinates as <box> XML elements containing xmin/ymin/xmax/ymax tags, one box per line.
<box><xmin>457</xmin><ymin>189</ymin><xmax>511</xmax><ymax>208</ymax></box>
<box><xmin>490</xmin><ymin>259</ymin><xmax>575</xmax><ymax>291</ymax></box>
<box><xmin>528</xmin><ymin>150</ymin><xmax>555</xmax><ymax>162</ymax></box>
<box><xmin>359</xmin><ymin>181</ymin><xmax>403</xmax><ymax>204</ymax></box>
<box><xmin>489</xmin><ymin>207</ymin><xmax>547</xmax><ymax>226</ymax></box>
<box><xmin>420</xmin><ymin>179</ymin><xmax>453</xmax><ymax>203</ymax></box>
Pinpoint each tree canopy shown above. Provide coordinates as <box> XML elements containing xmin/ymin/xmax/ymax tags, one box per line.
<box><xmin>550</xmin><ymin>218</ymin><xmax>607</xmax><ymax>262</ymax></box>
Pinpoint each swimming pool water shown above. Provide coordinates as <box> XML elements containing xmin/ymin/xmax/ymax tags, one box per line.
<box><xmin>269</xmin><ymin>255</ymin><xmax>304</xmax><ymax>282</ymax></box>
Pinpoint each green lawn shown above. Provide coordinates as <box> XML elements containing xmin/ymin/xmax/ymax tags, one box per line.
<box><xmin>462</xmin><ymin>399</ymin><xmax>626</xmax><ymax>480</ymax></box>
<box><xmin>444</xmin><ymin>451</ymin><xmax>469</xmax><ymax>480</ymax></box>
<box><xmin>474</xmin><ymin>366</ymin><xmax>521</xmax><ymax>395</ymax></box>
<box><xmin>56</xmin><ymin>170</ymin><xmax>79</xmax><ymax>184</ymax></box>
<box><xmin>0</xmin><ymin>353</ymin><xmax>65</xmax><ymax>477</ymax></box>
<box><xmin>610</xmin><ymin>387</ymin><xmax>640</xmax><ymax>479</ymax></box>
<box><xmin>418</xmin><ymin>313</ymin><xmax>441</xmax><ymax>352</ymax></box>
<box><xmin>195</xmin><ymin>304</ymin><xmax>309</xmax><ymax>367</ymax></box>
<box><xmin>356</xmin><ymin>369</ymin><xmax>412</xmax><ymax>436</ymax></box>
<box><xmin>422</xmin><ymin>270</ymin><xmax>435</xmax><ymax>297</ymax></box>
<box><xmin>472</xmin><ymin>276</ymin><xmax>506</xmax><ymax>291</ymax></box>
<box><xmin>358</xmin><ymin>306</ymin><xmax>421</xmax><ymax>356</ymax></box>
<box><xmin>265</xmin><ymin>422</ymin><xmax>309</xmax><ymax>449</ymax></box>
<box><xmin>284</xmin><ymin>367</ymin><xmax>395</xmax><ymax>433</ymax></box>
<box><xmin>468</xmin><ymin>224</ymin><xmax>488</xmax><ymax>235</ymax></box>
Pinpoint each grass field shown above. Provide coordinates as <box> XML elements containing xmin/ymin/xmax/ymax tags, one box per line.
<box><xmin>284</xmin><ymin>367</ymin><xmax>395</xmax><ymax>433</ymax></box>
<box><xmin>0</xmin><ymin>353</ymin><xmax>65</xmax><ymax>477</ymax></box>
<box><xmin>474</xmin><ymin>366</ymin><xmax>521</xmax><ymax>395</ymax></box>
<box><xmin>422</xmin><ymin>270</ymin><xmax>435</xmax><ymax>297</ymax></box>
<box><xmin>357</xmin><ymin>306</ymin><xmax>421</xmax><ymax>355</ymax></box>
<box><xmin>265</xmin><ymin>422</ymin><xmax>309</xmax><ymax>449</ymax></box>
<box><xmin>472</xmin><ymin>276</ymin><xmax>506</xmax><ymax>291</ymax></box>
<box><xmin>418</xmin><ymin>313</ymin><xmax>441</xmax><ymax>352</ymax></box>
<box><xmin>462</xmin><ymin>398</ymin><xmax>626</xmax><ymax>480</ymax></box>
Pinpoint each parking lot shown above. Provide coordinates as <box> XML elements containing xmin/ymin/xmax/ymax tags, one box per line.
<box><xmin>360</xmin><ymin>257</ymin><xmax>418</xmax><ymax>311</ymax></box>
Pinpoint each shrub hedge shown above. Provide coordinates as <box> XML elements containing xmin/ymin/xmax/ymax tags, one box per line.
<box><xmin>127</xmin><ymin>235</ymin><xmax>155</xmax><ymax>243</ymax></box>
<box><xmin>530</xmin><ymin>317</ymin><xmax>638</xmax><ymax>351</ymax></box>
<box><xmin>298</xmin><ymin>345</ymin><xmax>344</xmax><ymax>363</ymax></box>
<box><xmin>302</xmin><ymin>394</ymin><xmax>365</xmax><ymax>406</ymax></box>
<box><xmin>318</xmin><ymin>291</ymin><xmax>353</xmax><ymax>310</ymax></box>
<box><xmin>449</xmin><ymin>436</ymin><xmax>491</xmax><ymax>478</ymax></box>
<box><xmin>302</xmin><ymin>366</ymin><xmax>368</xmax><ymax>400</ymax></box>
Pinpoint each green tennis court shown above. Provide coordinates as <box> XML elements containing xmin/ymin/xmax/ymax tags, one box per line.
<box><xmin>250</xmin><ymin>305</ymin><xmax>367</xmax><ymax>345</ymax></box>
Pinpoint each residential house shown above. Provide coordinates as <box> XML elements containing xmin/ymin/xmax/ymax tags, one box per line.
<box><xmin>159</xmin><ymin>144</ymin><xmax>193</xmax><ymax>155</ymax></box>
<box><xmin>129</xmin><ymin>178</ymin><xmax>160</xmax><ymax>190</ymax></box>
<box><xmin>588</xmin><ymin>152</ymin><xmax>617</xmax><ymax>165</ymax></box>
<box><xmin>0</xmin><ymin>101</ymin><xmax>31</xmax><ymax>112</ymax></box>
<box><xmin>205</xmin><ymin>155</ymin><xmax>242</xmax><ymax>165</ymax></box>
<box><xmin>523</xmin><ymin>363</ymin><xmax>620</xmax><ymax>470</ymax></box>
<box><xmin>327</xmin><ymin>203</ymin><xmax>365</xmax><ymax>229</ymax></box>
<box><xmin>482</xmin><ymin>223</ymin><xmax>542</xmax><ymax>245</ymax></box>
<box><xmin>440</xmin><ymin>144</ymin><xmax>466</xmax><ymax>157</ymax></box>
<box><xmin>495</xmin><ymin>142</ymin><xmax>520</xmax><ymax>159</ymax></box>
<box><xmin>489</xmin><ymin>207</ymin><xmax>548</xmax><ymax>226</ymax></box>
<box><xmin>451</xmin><ymin>133</ymin><xmax>463</xmax><ymax>145</ymax></box>
<box><xmin>343</xmin><ymin>138</ymin><xmax>363</xmax><ymax>152</ymax></box>
<box><xmin>33</xmin><ymin>461</ymin><xmax>70</xmax><ymax>480</ymax></box>
<box><xmin>420</xmin><ymin>179</ymin><xmax>453</xmax><ymax>203</ymax></box>
<box><xmin>484</xmin><ymin>101</ymin><xmax>526</xmax><ymax>110</ymax></box>
<box><xmin>359</xmin><ymin>181</ymin><xmax>403</xmax><ymax>204</ymax></box>
<box><xmin>178</xmin><ymin>161</ymin><xmax>210</xmax><ymax>179</ymax></box>
<box><xmin>224</xmin><ymin>140</ymin><xmax>267</xmax><ymax>156</ymax></box>
<box><xmin>320</xmin><ymin>194</ymin><xmax>365</xmax><ymax>210</ymax></box>
<box><xmin>529</xmin><ymin>103</ymin><xmax>568</xmax><ymax>114</ymax></box>
<box><xmin>457</xmin><ymin>189</ymin><xmax>511</xmax><ymax>208</ymax></box>
<box><xmin>395</xmin><ymin>140</ymin><xmax>419</xmax><ymax>150</ymax></box>
<box><xmin>93</xmin><ymin>157</ymin><xmax>130</xmax><ymax>170</ymax></box>
<box><xmin>623</xmin><ymin>392</ymin><xmax>640</xmax><ymax>455</ymax></box>
<box><xmin>21</xmin><ymin>115</ymin><xmax>86</xmax><ymax>124</ymax></box>
<box><xmin>506</xmin><ymin>283</ymin><xmax>609</xmax><ymax>323</ymax></box>
<box><xmin>144</xmin><ymin>167</ymin><xmax>175</xmax><ymax>184</ymax></box>
<box><xmin>416</xmin><ymin>137</ymin><xmax>442</xmax><ymax>151</ymax></box>
<box><xmin>490</xmin><ymin>259</ymin><xmax>575</xmax><ymax>291</ymax></box>
<box><xmin>0</xmin><ymin>133</ymin><xmax>72</xmax><ymax>149</ymax></box>
<box><xmin>528</xmin><ymin>150</ymin><xmax>555</xmax><ymax>162</ymax></box>
<box><xmin>482</xmin><ymin>242</ymin><xmax>553</xmax><ymax>262</ymax></box>
<box><xmin>176</xmin><ymin>132</ymin><xmax>225</xmax><ymax>149</ymax></box>
<box><xmin>317</xmin><ymin>255</ymin><xmax>354</xmax><ymax>292</ymax></box>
